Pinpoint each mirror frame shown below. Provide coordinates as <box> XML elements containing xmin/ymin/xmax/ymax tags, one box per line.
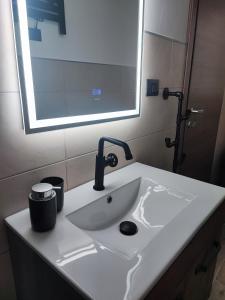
<box><xmin>12</xmin><ymin>0</ymin><xmax>144</xmax><ymax>133</ymax></box>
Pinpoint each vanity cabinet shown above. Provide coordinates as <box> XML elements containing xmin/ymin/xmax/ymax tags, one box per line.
<box><xmin>146</xmin><ymin>200</ymin><xmax>225</xmax><ymax>300</ymax></box>
<box><xmin>7</xmin><ymin>229</ymin><xmax>87</xmax><ymax>300</ymax></box>
<box><xmin>7</xmin><ymin>199</ymin><xmax>225</xmax><ymax>300</ymax></box>
<box><xmin>173</xmin><ymin>242</ymin><xmax>219</xmax><ymax>300</ymax></box>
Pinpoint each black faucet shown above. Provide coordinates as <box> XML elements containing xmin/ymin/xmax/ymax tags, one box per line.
<box><xmin>93</xmin><ymin>137</ymin><xmax>133</xmax><ymax>191</ymax></box>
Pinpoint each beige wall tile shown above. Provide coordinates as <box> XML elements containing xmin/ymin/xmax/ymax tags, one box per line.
<box><xmin>143</xmin><ymin>33</ymin><xmax>172</xmax><ymax>88</ymax></box>
<box><xmin>140</xmin><ymin>89</ymin><xmax>178</xmax><ymax>135</ymax></box>
<box><xmin>66</xmin><ymin>152</ymin><xmax>97</xmax><ymax>190</ymax></box>
<box><xmin>64</xmin><ymin>117</ymin><xmax>139</xmax><ymax>159</ymax></box>
<box><xmin>0</xmin><ymin>252</ymin><xmax>17</xmax><ymax>300</ymax></box>
<box><xmin>0</xmin><ymin>162</ymin><xmax>67</xmax><ymax>232</ymax></box>
<box><xmin>0</xmin><ymin>0</ymin><xmax>19</xmax><ymax>93</ymax></box>
<box><xmin>170</xmin><ymin>41</ymin><xmax>187</xmax><ymax>88</ymax></box>
<box><xmin>129</xmin><ymin>128</ymin><xmax>175</xmax><ymax>171</ymax></box>
<box><xmin>0</xmin><ymin>92</ymin><xmax>66</xmax><ymax>179</ymax></box>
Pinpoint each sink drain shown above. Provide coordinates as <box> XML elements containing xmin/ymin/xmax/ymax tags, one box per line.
<box><xmin>119</xmin><ymin>221</ymin><xmax>138</xmax><ymax>236</ymax></box>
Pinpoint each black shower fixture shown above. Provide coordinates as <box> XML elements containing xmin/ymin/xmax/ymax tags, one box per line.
<box><xmin>163</xmin><ymin>88</ymin><xmax>188</xmax><ymax>173</ymax></box>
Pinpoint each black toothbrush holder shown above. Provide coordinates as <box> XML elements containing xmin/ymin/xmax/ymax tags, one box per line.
<box><xmin>41</xmin><ymin>177</ymin><xmax>64</xmax><ymax>212</ymax></box>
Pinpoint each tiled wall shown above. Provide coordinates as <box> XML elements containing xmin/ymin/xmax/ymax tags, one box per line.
<box><xmin>0</xmin><ymin>1</ymin><xmax>187</xmax><ymax>299</ymax></box>
<box><xmin>31</xmin><ymin>58</ymin><xmax>136</xmax><ymax>119</ymax></box>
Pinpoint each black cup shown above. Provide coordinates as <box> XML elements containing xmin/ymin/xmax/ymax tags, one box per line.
<box><xmin>41</xmin><ymin>177</ymin><xmax>64</xmax><ymax>212</ymax></box>
<box><xmin>29</xmin><ymin>192</ymin><xmax>57</xmax><ymax>232</ymax></box>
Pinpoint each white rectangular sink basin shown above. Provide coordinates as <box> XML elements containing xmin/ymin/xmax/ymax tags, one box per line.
<box><xmin>67</xmin><ymin>177</ymin><xmax>195</xmax><ymax>258</ymax></box>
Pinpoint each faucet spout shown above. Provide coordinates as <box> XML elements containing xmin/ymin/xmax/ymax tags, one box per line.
<box><xmin>123</xmin><ymin>144</ymin><xmax>133</xmax><ymax>160</ymax></box>
<box><xmin>98</xmin><ymin>137</ymin><xmax>133</xmax><ymax>160</ymax></box>
<box><xmin>93</xmin><ymin>137</ymin><xmax>133</xmax><ymax>191</ymax></box>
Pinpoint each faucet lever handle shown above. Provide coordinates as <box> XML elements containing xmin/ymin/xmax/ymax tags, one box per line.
<box><xmin>106</xmin><ymin>153</ymin><xmax>118</xmax><ymax>167</ymax></box>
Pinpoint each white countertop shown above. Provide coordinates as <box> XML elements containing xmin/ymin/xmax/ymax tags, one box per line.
<box><xmin>5</xmin><ymin>163</ymin><xmax>225</xmax><ymax>300</ymax></box>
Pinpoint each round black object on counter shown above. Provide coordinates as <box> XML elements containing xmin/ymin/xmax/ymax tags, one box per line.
<box><xmin>119</xmin><ymin>221</ymin><xmax>138</xmax><ymax>236</ymax></box>
<box><xmin>41</xmin><ymin>177</ymin><xmax>64</xmax><ymax>212</ymax></box>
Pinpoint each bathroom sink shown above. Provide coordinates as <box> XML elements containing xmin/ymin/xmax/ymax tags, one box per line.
<box><xmin>7</xmin><ymin>162</ymin><xmax>225</xmax><ymax>300</ymax></box>
<box><xmin>67</xmin><ymin>177</ymin><xmax>194</xmax><ymax>258</ymax></box>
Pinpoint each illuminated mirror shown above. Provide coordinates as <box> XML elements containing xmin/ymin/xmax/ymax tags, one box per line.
<box><xmin>12</xmin><ymin>0</ymin><xmax>144</xmax><ymax>133</ymax></box>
